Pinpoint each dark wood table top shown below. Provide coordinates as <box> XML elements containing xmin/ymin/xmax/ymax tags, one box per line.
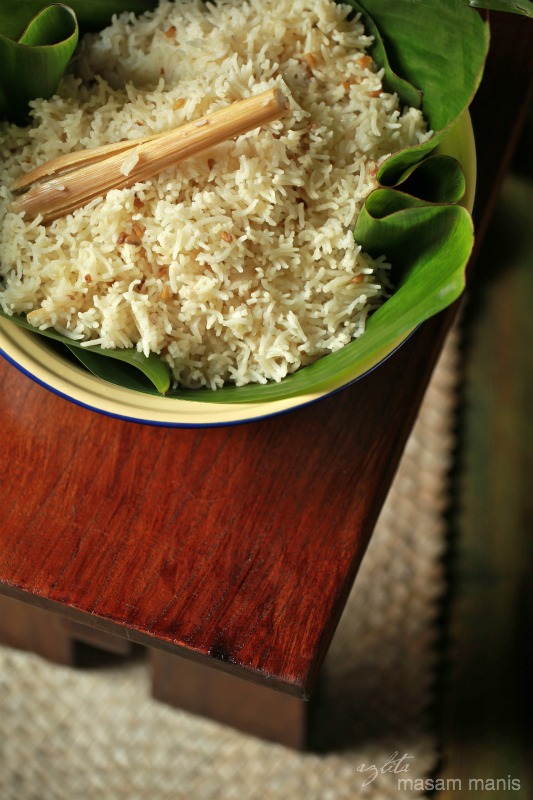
<box><xmin>1</xmin><ymin>13</ymin><xmax>531</xmax><ymax>700</ymax></box>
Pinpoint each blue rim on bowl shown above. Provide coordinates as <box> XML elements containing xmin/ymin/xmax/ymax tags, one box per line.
<box><xmin>0</xmin><ymin>112</ymin><xmax>476</xmax><ymax>427</ymax></box>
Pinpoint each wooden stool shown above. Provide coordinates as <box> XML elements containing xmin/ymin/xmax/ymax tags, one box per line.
<box><xmin>0</xmin><ymin>594</ymin><xmax>307</xmax><ymax>747</ymax></box>
<box><xmin>0</xmin><ymin>14</ymin><xmax>530</xmax><ymax>753</ymax></box>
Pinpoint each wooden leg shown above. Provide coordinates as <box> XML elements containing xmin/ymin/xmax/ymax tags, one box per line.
<box><xmin>0</xmin><ymin>594</ymin><xmax>131</xmax><ymax>665</ymax></box>
<box><xmin>150</xmin><ymin>648</ymin><xmax>308</xmax><ymax>749</ymax></box>
<box><xmin>0</xmin><ymin>594</ymin><xmax>308</xmax><ymax>747</ymax></box>
<box><xmin>62</xmin><ymin>618</ymin><xmax>132</xmax><ymax>657</ymax></box>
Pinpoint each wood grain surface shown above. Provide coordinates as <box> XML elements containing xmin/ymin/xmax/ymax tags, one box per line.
<box><xmin>1</xmin><ymin>13</ymin><xmax>531</xmax><ymax>700</ymax></box>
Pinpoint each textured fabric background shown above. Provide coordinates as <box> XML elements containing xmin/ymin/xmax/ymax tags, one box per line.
<box><xmin>0</xmin><ymin>331</ymin><xmax>459</xmax><ymax>800</ymax></box>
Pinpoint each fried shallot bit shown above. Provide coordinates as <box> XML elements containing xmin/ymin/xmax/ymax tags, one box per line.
<box><xmin>368</xmin><ymin>89</ymin><xmax>381</xmax><ymax>98</ymax></box>
<box><xmin>342</xmin><ymin>78</ymin><xmax>361</xmax><ymax>91</ymax></box>
<box><xmin>160</xmin><ymin>285</ymin><xmax>171</xmax><ymax>301</ymax></box>
<box><xmin>173</xmin><ymin>98</ymin><xmax>186</xmax><ymax>110</ymax></box>
<box><xmin>124</xmin><ymin>223</ymin><xmax>144</xmax><ymax>246</ymax></box>
<box><xmin>117</xmin><ymin>232</ymin><xmax>127</xmax><ymax>245</ymax></box>
<box><xmin>85</xmin><ymin>274</ymin><xmax>92</xmax><ymax>283</ymax></box>
<box><xmin>351</xmin><ymin>274</ymin><xmax>364</xmax><ymax>284</ymax></box>
<box><xmin>358</xmin><ymin>55</ymin><xmax>373</xmax><ymax>69</ymax></box>
<box><xmin>123</xmin><ymin>222</ymin><xmax>145</xmax><ymax>247</ymax></box>
<box><xmin>221</xmin><ymin>231</ymin><xmax>233</xmax><ymax>243</ymax></box>
<box><xmin>165</xmin><ymin>25</ymin><xmax>177</xmax><ymax>38</ymax></box>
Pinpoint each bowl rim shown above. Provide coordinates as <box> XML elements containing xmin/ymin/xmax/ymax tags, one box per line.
<box><xmin>0</xmin><ymin>112</ymin><xmax>476</xmax><ymax>427</ymax></box>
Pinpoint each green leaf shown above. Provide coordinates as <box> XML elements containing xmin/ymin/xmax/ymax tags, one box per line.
<box><xmin>348</xmin><ymin>0</ymin><xmax>489</xmax><ymax>186</ymax></box>
<box><xmin>0</xmin><ymin>2</ymin><xmax>161</xmax><ymax>122</ymax></box>
<box><xmin>356</xmin><ymin>0</ymin><xmax>489</xmax><ymax>130</ymax></box>
<box><xmin>347</xmin><ymin>1</ymin><xmax>422</xmax><ymax>110</ymax></box>
<box><xmin>0</xmin><ymin>4</ymin><xmax>79</xmax><ymax>124</ymax></box>
<box><xmin>355</xmin><ymin>188</ymin><xmax>471</xmax><ymax>280</ymax></box>
<box><xmin>0</xmin><ymin>309</ymin><xmax>171</xmax><ymax>394</ymax></box>
<box><xmin>0</xmin><ymin>1</ymin><xmax>158</xmax><ymax>41</ymax></box>
<box><xmin>468</xmin><ymin>0</ymin><xmax>533</xmax><ymax>17</ymax></box>
<box><xmin>376</xmin><ymin>155</ymin><xmax>466</xmax><ymax>206</ymax></box>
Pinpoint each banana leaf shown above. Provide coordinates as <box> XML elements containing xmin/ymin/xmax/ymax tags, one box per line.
<box><xmin>349</xmin><ymin>0</ymin><xmax>489</xmax><ymax>186</ymax></box>
<box><xmin>0</xmin><ymin>4</ymin><xmax>78</xmax><ymax>124</ymax></box>
<box><xmin>0</xmin><ymin>0</ymin><xmax>493</xmax><ymax>401</ymax></box>
<box><xmin>467</xmin><ymin>0</ymin><xmax>533</xmax><ymax>17</ymax></box>
<box><xmin>0</xmin><ymin>1</ymin><xmax>158</xmax><ymax>42</ymax></box>
<box><xmin>0</xmin><ymin>308</ymin><xmax>171</xmax><ymax>394</ymax></box>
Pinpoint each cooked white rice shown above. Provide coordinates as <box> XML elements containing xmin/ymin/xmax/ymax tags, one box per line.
<box><xmin>0</xmin><ymin>0</ymin><xmax>430</xmax><ymax>390</ymax></box>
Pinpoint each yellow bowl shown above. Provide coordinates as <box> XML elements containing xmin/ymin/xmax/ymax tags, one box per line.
<box><xmin>0</xmin><ymin>113</ymin><xmax>476</xmax><ymax>427</ymax></box>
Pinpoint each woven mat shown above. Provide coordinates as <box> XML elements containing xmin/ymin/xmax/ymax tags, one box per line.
<box><xmin>0</xmin><ymin>330</ymin><xmax>459</xmax><ymax>800</ymax></box>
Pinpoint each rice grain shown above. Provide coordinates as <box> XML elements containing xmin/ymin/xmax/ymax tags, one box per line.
<box><xmin>0</xmin><ymin>0</ymin><xmax>430</xmax><ymax>390</ymax></box>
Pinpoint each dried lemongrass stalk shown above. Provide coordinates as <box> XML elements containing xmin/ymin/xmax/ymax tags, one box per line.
<box><xmin>11</xmin><ymin>131</ymin><xmax>163</xmax><ymax>192</ymax></box>
<box><xmin>12</xmin><ymin>88</ymin><xmax>287</xmax><ymax>224</ymax></box>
